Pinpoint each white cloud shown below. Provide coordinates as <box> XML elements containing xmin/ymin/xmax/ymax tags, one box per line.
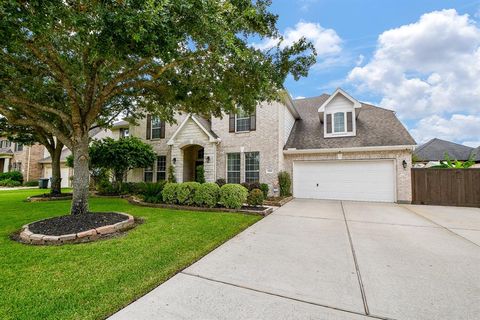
<box><xmin>410</xmin><ymin>114</ymin><xmax>480</xmax><ymax>145</ymax></box>
<box><xmin>294</xmin><ymin>95</ymin><xmax>306</xmax><ymax>100</ymax></box>
<box><xmin>254</xmin><ymin>21</ymin><xmax>342</xmax><ymax>58</ymax></box>
<box><xmin>347</xmin><ymin>9</ymin><xmax>480</xmax><ymax>144</ymax></box>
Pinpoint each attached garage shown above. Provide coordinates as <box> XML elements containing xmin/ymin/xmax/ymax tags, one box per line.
<box><xmin>43</xmin><ymin>166</ymin><xmax>71</xmax><ymax>188</ymax></box>
<box><xmin>293</xmin><ymin>160</ymin><xmax>396</xmax><ymax>202</ymax></box>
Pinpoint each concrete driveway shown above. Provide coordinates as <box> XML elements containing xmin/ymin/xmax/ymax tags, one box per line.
<box><xmin>110</xmin><ymin>200</ymin><xmax>480</xmax><ymax>320</ymax></box>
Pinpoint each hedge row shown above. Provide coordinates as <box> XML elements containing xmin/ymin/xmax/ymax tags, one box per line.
<box><xmin>140</xmin><ymin>182</ymin><xmax>266</xmax><ymax>209</ymax></box>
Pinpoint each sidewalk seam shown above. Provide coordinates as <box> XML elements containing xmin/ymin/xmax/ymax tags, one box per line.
<box><xmin>181</xmin><ymin>271</ymin><xmax>395</xmax><ymax>320</ymax></box>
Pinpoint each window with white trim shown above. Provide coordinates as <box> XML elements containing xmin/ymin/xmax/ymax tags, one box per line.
<box><xmin>227</xmin><ymin>153</ymin><xmax>241</xmax><ymax>183</ymax></box>
<box><xmin>151</xmin><ymin>117</ymin><xmax>162</xmax><ymax>139</ymax></box>
<box><xmin>333</xmin><ymin>112</ymin><xmax>345</xmax><ymax>133</ymax></box>
<box><xmin>245</xmin><ymin>152</ymin><xmax>260</xmax><ymax>183</ymax></box>
<box><xmin>236</xmin><ymin>107</ymin><xmax>251</xmax><ymax>132</ymax></box>
<box><xmin>15</xmin><ymin>143</ymin><xmax>23</xmax><ymax>152</ymax></box>
<box><xmin>156</xmin><ymin>156</ymin><xmax>166</xmax><ymax>181</ymax></box>
<box><xmin>144</xmin><ymin>164</ymin><xmax>153</xmax><ymax>182</ymax></box>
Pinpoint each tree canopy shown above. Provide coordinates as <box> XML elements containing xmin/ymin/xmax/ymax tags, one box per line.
<box><xmin>0</xmin><ymin>0</ymin><xmax>316</xmax><ymax>214</ymax></box>
<box><xmin>89</xmin><ymin>137</ymin><xmax>156</xmax><ymax>183</ymax></box>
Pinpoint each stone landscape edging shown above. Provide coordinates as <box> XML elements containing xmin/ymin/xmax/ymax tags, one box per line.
<box><xmin>19</xmin><ymin>212</ymin><xmax>135</xmax><ymax>245</ymax></box>
<box><xmin>128</xmin><ymin>196</ymin><xmax>273</xmax><ymax>216</ymax></box>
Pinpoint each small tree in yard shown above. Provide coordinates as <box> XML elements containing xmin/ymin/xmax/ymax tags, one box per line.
<box><xmin>0</xmin><ymin>1</ymin><xmax>315</xmax><ymax>215</ymax></box>
<box><xmin>278</xmin><ymin>171</ymin><xmax>291</xmax><ymax>197</ymax></box>
<box><xmin>89</xmin><ymin>137</ymin><xmax>156</xmax><ymax>185</ymax></box>
<box><xmin>0</xmin><ymin>118</ymin><xmax>64</xmax><ymax>195</ymax></box>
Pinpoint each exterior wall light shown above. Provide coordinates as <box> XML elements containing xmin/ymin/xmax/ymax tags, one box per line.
<box><xmin>172</xmin><ymin>157</ymin><xmax>176</xmax><ymax>165</ymax></box>
<box><xmin>206</xmin><ymin>156</ymin><xmax>210</xmax><ymax>163</ymax></box>
<box><xmin>402</xmin><ymin>160</ymin><xmax>407</xmax><ymax>169</ymax></box>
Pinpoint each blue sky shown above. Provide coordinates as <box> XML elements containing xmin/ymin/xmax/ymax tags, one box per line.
<box><xmin>260</xmin><ymin>0</ymin><xmax>480</xmax><ymax>147</ymax></box>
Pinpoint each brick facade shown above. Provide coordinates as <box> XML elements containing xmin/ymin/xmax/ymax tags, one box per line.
<box><xmin>126</xmin><ymin>101</ymin><xmax>413</xmax><ymax>201</ymax></box>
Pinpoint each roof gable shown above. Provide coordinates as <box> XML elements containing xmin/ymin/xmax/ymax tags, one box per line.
<box><xmin>167</xmin><ymin>114</ymin><xmax>219</xmax><ymax>145</ymax></box>
<box><xmin>318</xmin><ymin>88</ymin><xmax>361</xmax><ymax>113</ymax></box>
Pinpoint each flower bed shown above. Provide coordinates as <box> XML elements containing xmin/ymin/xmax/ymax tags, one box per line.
<box><xmin>17</xmin><ymin>212</ymin><xmax>135</xmax><ymax>245</ymax></box>
<box><xmin>263</xmin><ymin>196</ymin><xmax>293</xmax><ymax>207</ymax></box>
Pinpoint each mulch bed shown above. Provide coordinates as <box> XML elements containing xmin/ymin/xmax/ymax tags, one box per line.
<box><xmin>27</xmin><ymin>193</ymin><xmax>73</xmax><ymax>202</ymax></box>
<box><xmin>28</xmin><ymin>212</ymin><xmax>128</xmax><ymax>236</ymax></box>
<box><xmin>263</xmin><ymin>196</ymin><xmax>293</xmax><ymax>207</ymax></box>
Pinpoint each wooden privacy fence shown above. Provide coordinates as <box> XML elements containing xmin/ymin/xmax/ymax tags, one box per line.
<box><xmin>411</xmin><ymin>168</ymin><xmax>480</xmax><ymax>207</ymax></box>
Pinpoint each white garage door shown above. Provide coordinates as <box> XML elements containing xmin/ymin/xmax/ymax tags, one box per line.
<box><xmin>44</xmin><ymin>167</ymin><xmax>71</xmax><ymax>188</ymax></box>
<box><xmin>293</xmin><ymin>160</ymin><xmax>396</xmax><ymax>202</ymax></box>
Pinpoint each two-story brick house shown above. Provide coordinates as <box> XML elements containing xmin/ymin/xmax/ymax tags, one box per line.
<box><xmin>0</xmin><ymin>137</ymin><xmax>44</xmax><ymax>181</ymax></box>
<box><xmin>126</xmin><ymin>88</ymin><xmax>416</xmax><ymax>203</ymax></box>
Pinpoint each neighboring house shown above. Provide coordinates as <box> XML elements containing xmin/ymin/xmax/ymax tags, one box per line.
<box><xmin>127</xmin><ymin>88</ymin><xmax>416</xmax><ymax>203</ymax></box>
<box><xmin>0</xmin><ymin>137</ymin><xmax>44</xmax><ymax>181</ymax></box>
<box><xmin>38</xmin><ymin>121</ymin><xmax>128</xmax><ymax>188</ymax></box>
<box><xmin>413</xmin><ymin>138</ymin><xmax>479</xmax><ymax>168</ymax></box>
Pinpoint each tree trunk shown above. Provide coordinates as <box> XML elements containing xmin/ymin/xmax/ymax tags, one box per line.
<box><xmin>50</xmin><ymin>142</ymin><xmax>64</xmax><ymax>196</ymax></box>
<box><xmin>71</xmin><ymin>134</ymin><xmax>90</xmax><ymax>215</ymax></box>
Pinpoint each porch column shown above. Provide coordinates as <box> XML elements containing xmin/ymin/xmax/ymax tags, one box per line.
<box><xmin>3</xmin><ymin>158</ymin><xmax>10</xmax><ymax>172</ymax></box>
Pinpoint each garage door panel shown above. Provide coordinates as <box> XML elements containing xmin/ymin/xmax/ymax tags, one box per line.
<box><xmin>293</xmin><ymin>160</ymin><xmax>395</xmax><ymax>202</ymax></box>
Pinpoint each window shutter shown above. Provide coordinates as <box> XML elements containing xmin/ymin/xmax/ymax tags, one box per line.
<box><xmin>347</xmin><ymin>112</ymin><xmax>353</xmax><ymax>132</ymax></box>
<box><xmin>146</xmin><ymin>114</ymin><xmax>151</xmax><ymax>140</ymax></box>
<box><xmin>326</xmin><ymin>114</ymin><xmax>332</xmax><ymax>133</ymax></box>
<box><xmin>249</xmin><ymin>112</ymin><xmax>256</xmax><ymax>131</ymax></box>
<box><xmin>160</xmin><ymin>120</ymin><xmax>166</xmax><ymax>139</ymax></box>
<box><xmin>229</xmin><ymin>113</ymin><xmax>235</xmax><ymax>132</ymax></box>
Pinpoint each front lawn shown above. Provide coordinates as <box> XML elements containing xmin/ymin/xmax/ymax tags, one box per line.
<box><xmin>0</xmin><ymin>189</ymin><xmax>261</xmax><ymax>320</ymax></box>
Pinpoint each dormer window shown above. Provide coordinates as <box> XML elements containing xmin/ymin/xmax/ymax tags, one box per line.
<box><xmin>319</xmin><ymin>88</ymin><xmax>361</xmax><ymax>138</ymax></box>
<box><xmin>326</xmin><ymin>111</ymin><xmax>353</xmax><ymax>136</ymax></box>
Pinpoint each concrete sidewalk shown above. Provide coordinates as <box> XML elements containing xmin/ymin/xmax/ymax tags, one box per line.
<box><xmin>109</xmin><ymin>200</ymin><xmax>480</xmax><ymax>320</ymax></box>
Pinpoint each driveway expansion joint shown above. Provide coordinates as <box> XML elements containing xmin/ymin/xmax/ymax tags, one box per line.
<box><xmin>341</xmin><ymin>201</ymin><xmax>370</xmax><ymax>316</ymax></box>
<box><xmin>180</xmin><ymin>271</ymin><xmax>395</xmax><ymax>320</ymax></box>
<box><xmin>401</xmin><ymin>205</ymin><xmax>480</xmax><ymax>248</ymax></box>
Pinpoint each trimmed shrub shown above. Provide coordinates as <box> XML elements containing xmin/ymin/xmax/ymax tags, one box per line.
<box><xmin>220</xmin><ymin>184</ymin><xmax>248</xmax><ymax>209</ymax></box>
<box><xmin>24</xmin><ymin>180</ymin><xmax>39</xmax><ymax>187</ymax></box>
<box><xmin>141</xmin><ymin>182</ymin><xmax>165</xmax><ymax>203</ymax></box>
<box><xmin>194</xmin><ymin>182</ymin><xmax>220</xmax><ymax>208</ymax></box>
<box><xmin>0</xmin><ymin>171</ymin><xmax>23</xmax><ymax>183</ymax></box>
<box><xmin>120</xmin><ymin>182</ymin><xmax>149</xmax><ymax>195</ymax></box>
<box><xmin>215</xmin><ymin>178</ymin><xmax>226</xmax><ymax>187</ymax></box>
<box><xmin>278</xmin><ymin>171</ymin><xmax>292</xmax><ymax>197</ymax></box>
<box><xmin>167</xmin><ymin>165</ymin><xmax>177</xmax><ymax>183</ymax></box>
<box><xmin>259</xmin><ymin>183</ymin><xmax>269</xmax><ymax>198</ymax></box>
<box><xmin>97</xmin><ymin>180</ymin><xmax>120</xmax><ymax>195</ymax></box>
<box><xmin>196</xmin><ymin>165</ymin><xmax>205</xmax><ymax>183</ymax></box>
<box><xmin>162</xmin><ymin>182</ymin><xmax>179</xmax><ymax>204</ymax></box>
<box><xmin>0</xmin><ymin>179</ymin><xmax>22</xmax><ymax>187</ymax></box>
<box><xmin>247</xmin><ymin>188</ymin><xmax>264</xmax><ymax>206</ymax></box>
<box><xmin>176</xmin><ymin>182</ymin><xmax>201</xmax><ymax>205</ymax></box>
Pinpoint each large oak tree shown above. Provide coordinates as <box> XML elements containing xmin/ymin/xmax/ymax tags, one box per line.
<box><xmin>0</xmin><ymin>0</ymin><xmax>315</xmax><ymax>215</ymax></box>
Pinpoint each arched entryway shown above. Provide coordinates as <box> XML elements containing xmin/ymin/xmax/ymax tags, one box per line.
<box><xmin>182</xmin><ymin>144</ymin><xmax>204</xmax><ymax>182</ymax></box>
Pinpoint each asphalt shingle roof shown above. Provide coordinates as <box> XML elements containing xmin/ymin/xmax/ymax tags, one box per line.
<box><xmin>414</xmin><ymin>138</ymin><xmax>475</xmax><ymax>161</ymax></box>
<box><xmin>285</xmin><ymin>94</ymin><xmax>416</xmax><ymax>149</ymax></box>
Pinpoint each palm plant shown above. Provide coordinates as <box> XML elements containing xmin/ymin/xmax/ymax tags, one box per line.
<box><xmin>431</xmin><ymin>152</ymin><xmax>475</xmax><ymax>169</ymax></box>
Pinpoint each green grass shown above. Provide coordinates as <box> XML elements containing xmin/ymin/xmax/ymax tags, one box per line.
<box><xmin>0</xmin><ymin>189</ymin><xmax>261</xmax><ymax>320</ymax></box>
